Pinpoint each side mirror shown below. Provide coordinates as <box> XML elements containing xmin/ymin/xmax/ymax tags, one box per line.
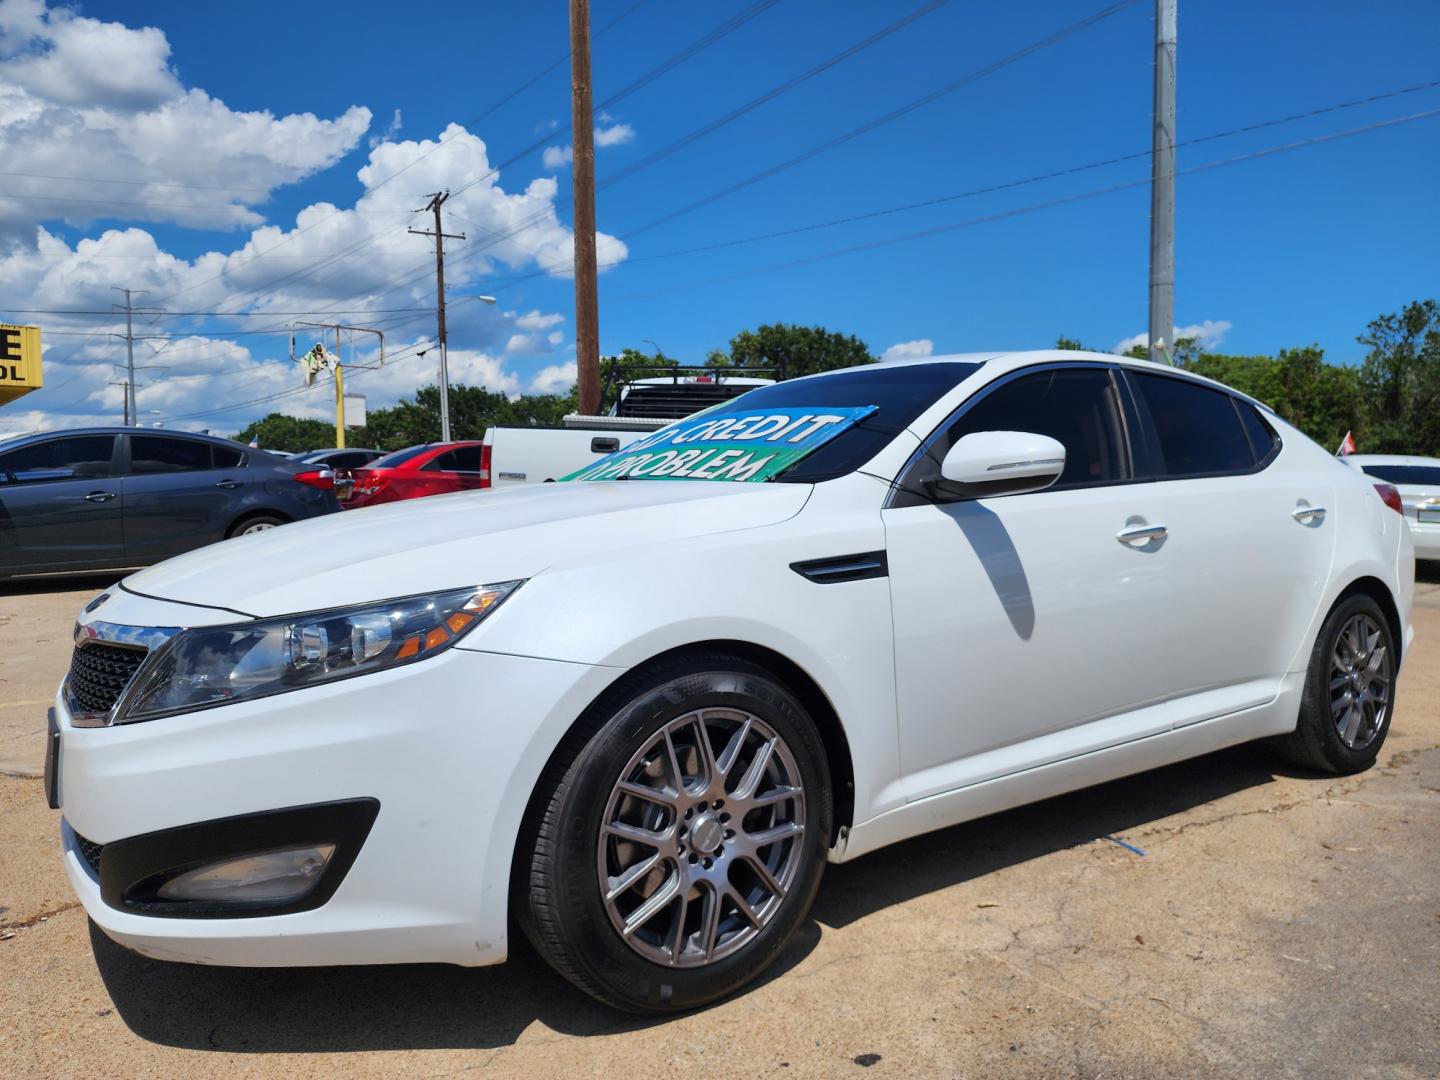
<box><xmin>932</xmin><ymin>431</ymin><xmax>1066</xmax><ymax>501</ymax></box>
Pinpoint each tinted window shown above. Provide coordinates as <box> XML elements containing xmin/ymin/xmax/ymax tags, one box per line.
<box><xmin>1130</xmin><ymin>372</ymin><xmax>1255</xmax><ymax>478</ymax></box>
<box><xmin>0</xmin><ymin>435</ymin><xmax>114</xmax><ymax>484</ymax></box>
<box><xmin>325</xmin><ymin>451</ymin><xmax>376</xmax><ymax>469</ymax></box>
<box><xmin>722</xmin><ymin>363</ymin><xmax>982</xmax><ymax>483</ymax></box>
<box><xmin>129</xmin><ymin>436</ymin><xmax>214</xmax><ymax>474</ymax></box>
<box><xmin>937</xmin><ymin>368</ymin><xmax>1129</xmax><ymax>489</ymax></box>
<box><xmin>1235</xmin><ymin>402</ymin><xmax>1280</xmax><ymax>464</ymax></box>
<box><xmin>369</xmin><ymin>445</ymin><xmax>431</xmax><ymax>469</ymax></box>
<box><xmin>425</xmin><ymin>445</ymin><xmax>482</xmax><ymax>472</ymax></box>
<box><xmin>212</xmin><ymin>445</ymin><xmax>245</xmax><ymax>469</ymax></box>
<box><xmin>1360</xmin><ymin>464</ymin><xmax>1440</xmax><ymax>486</ymax></box>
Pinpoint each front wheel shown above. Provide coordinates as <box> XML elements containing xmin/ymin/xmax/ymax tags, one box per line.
<box><xmin>516</xmin><ymin>655</ymin><xmax>832</xmax><ymax>1013</ymax></box>
<box><xmin>1277</xmin><ymin>593</ymin><xmax>1396</xmax><ymax>775</ymax></box>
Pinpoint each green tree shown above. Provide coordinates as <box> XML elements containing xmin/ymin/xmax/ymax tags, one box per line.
<box><xmin>718</xmin><ymin>323</ymin><xmax>874</xmax><ymax>379</ymax></box>
<box><xmin>1357</xmin><ymin>299</ymin><xmax>1440</xmax><ymax>454</ymax></box>
<box><xmin>232</xmin><ymin>414</ymin><xmax>337</xmax><ymax>453</ymax></box>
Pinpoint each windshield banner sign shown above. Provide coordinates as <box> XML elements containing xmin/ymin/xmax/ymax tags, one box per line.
<box><xmin>561</xmin><ymin>405</ymin><xmax>878</xmax><ymax>483</ymax></box>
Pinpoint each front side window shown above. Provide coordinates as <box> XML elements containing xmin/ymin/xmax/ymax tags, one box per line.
<box><xmin>1129</xmin><ymin>372</ymin><xmax>1258</xmax><ymax>478</ymax></box>
<box><xmin>129</xmin><ymin>436</ymin><xmax>215</xmax><ymax>474</ymax></box>
<box><xmin>911</xmin><ymin>367</ymin><xmax>1130</xmax><ymax>498</ymax></box>
<box><xmin>0</xmin><ymin>435</ymin><xmax>115</xmax><ymax>484</ymax></box>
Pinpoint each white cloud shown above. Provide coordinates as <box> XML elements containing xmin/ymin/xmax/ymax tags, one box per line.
<box><xmin>1112</xmin><ymin>319</ymin><xmax>1232</xmax><ymax>356</ymax></box>
<box><xmin>531</xmin><ymin>361</ymin><xmax>577</xmax><ymax>395</ymax></box>
<box><xmin>0</xmin><ymin>4</ymin><xmax>627</xmax><ymax>434</ymax></box>
<box><xmin>368</xmin><ymin>107</ymin><xmax>402</xmax><ymax>149</ymax></box>
<box><xmin>0</xmin><ymin>1</ymin><xmax>371</xmax><ymax>235</ymax></box>
<box><xmin>514</xmin><ymin>309</ymin><xmax>564</xmax><ymax>331</ymax></box>
<box><xmin>595</xmin><ymin>122</ymin><xmax>636</xmax><ymax>148</ymax></box>
<box><xmin>880</xmin><ymin>339</ymin><xmax>934</xmax><ymax>363</ymax></box>
<box><xmin>542</xmin><ymin>120</ymin><xmax>636</xmax><ymax>171</ymax></box>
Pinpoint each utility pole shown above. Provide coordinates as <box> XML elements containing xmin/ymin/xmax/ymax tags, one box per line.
<box><xmin>570</xmin><ymin>0</ymin><xmax>601</xmax><ymax>415</ymax></box>
<box><xmin>1148</xmin><ymin>0</ymin><xmax>1177</xmax><ymax>365</ymax></box>
<box><xmin>410</xmin><ymin>193</ymin><xmax>465</xmax><ymax>441</ymax></box>
<box><xmin>111</xmin><ymin>287</ymin><xmax>153</xmax><ymax>424</ymax></box>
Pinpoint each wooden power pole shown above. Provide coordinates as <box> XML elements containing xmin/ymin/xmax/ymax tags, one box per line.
<box><xmin>410</xmin><ymin>193</ymin><xmax>465</xmax><ymax>440</ymax></box>
<box><xmin>570</xmin><ymin>0</ymin><xmax>601</xmax><ymax>415</ymax></box>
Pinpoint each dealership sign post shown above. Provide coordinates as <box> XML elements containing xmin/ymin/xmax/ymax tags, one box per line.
<box><xmin>0</xmin><ymin>323</ymin><xmax>42</xmax><ymax>405</ymax></box>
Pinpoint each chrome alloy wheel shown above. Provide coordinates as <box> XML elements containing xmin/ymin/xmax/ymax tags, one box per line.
<box><xmin>1330</xmin><ymin>613</ymin><xmax>1392</xmax><ymax>750</ymax></box>
<box><xmin>596</xmin><ymin>708</ymin><xmax>806</xmax><ymax>968</ymax></box>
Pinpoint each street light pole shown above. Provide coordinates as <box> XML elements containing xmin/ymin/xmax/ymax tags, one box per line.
<box><xmin>1148</xmin><ymin>0</ymin><xmax>1177</xmax><ymax>365</ymax></box>
<box><xmin>410</xmin><ymin>193</ymin><xmax>465</xmax><ymax>441</ymax></box>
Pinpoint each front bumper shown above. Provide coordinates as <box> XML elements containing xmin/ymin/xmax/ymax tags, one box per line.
<box><xmin>56</xmin><ymin>644</ymin><xmax>620</xmax><ymax>968</ymax></box>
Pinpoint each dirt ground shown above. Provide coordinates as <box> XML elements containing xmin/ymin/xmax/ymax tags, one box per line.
<box><xmin>2</xmin><ymin>570</ymin><xmax>1437</xmax><ymax>1079</ymax></box>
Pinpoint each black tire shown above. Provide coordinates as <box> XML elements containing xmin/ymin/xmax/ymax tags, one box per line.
<box><xmin>1275</xmin><ymin>593</ymin><xmax>1396</xmax><ymax>775</ymax></box>
<box><xmin>226</xmin><ymin>513</ymin><xmax>287</xmax><ymax>539</ymax></box>
<box><xmin>515</xmin><ymin>653</ymin><xmax>832</xmax><ymax>1013</ymax></box>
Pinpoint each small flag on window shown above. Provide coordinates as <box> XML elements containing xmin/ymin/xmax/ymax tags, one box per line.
<box><xmin>1336</xmin><ymin>431</ymin><xmax>1356</xmax><ymax>456</ymax></box>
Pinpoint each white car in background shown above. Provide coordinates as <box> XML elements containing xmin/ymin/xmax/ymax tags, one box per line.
<box><xmin>46</xmin><ymin>351</ymin><xmax>1414</xmax><ymax>1013</ymax></box>
<box><xmin>1343</xmin><ymin>454</ymin><xmax>1440</xmax><ymax>562</ymax></box>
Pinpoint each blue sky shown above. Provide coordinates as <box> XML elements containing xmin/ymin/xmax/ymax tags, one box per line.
<box><xmin>2</xmin><ymin>0</ymin><xmax>1437</xmax><ymax>434</ymax></box>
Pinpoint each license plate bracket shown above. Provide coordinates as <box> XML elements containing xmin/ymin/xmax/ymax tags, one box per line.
<box><xmin>1418</xmin><ymin>508</ymin><xmax>1440</xmax><ymax>524</ymax></box>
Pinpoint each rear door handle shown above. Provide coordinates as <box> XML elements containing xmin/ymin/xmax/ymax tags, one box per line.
<box><xmin>1116</xmin><ymin>523</ymin><xmax>1167</xmax><ymax>545</ymax></box>
<box><xmin>1292</xmin><ymin>504</ymin><xmax>1326</xmax><ymax>524</ymax></box>
<box><xmin>215</xmin><ymin>479</ymin><xmax>240</xmax><ymax>489</ymax></box>
<box><xmin>83</xmin><ymin>491</ymin><xmax>117</xmax><ymax>503</ymax></box>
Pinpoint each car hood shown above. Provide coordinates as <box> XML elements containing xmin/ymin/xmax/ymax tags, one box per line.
<box><xmin>123</xmin><ymin>480</ymin><xmax>812</xmax><ymax>618</ymax></box>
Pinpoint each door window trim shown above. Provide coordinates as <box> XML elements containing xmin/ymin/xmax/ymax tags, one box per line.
<box><xmin>1119</xmin><ymin>367</ymin><xmax>1282</xmax><ymax>482</ymax></box>
<box><xmin>886</xmin><ymin>361</ymin><xmax>1140</xmax><ymax>509</ymax></box>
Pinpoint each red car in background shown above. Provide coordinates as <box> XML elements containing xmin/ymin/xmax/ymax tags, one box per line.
<box><xmin>340</xmin><ymin>441</ymin><xmax>488</xmax><ymax>508</ymax></box>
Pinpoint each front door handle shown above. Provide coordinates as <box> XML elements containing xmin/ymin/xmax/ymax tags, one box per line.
<box><xmin>1116</xmin><ymin>523</ymin><xmax>1167</xmax><ymax>545</ymax></box>
<box><xmin>83</xmin><ymin>491</ymin><xmax>117</xmax><ymax>503</ymax></box>
<box><xmin>215</xmin><ymin>479</ymin><xmax>240</xmax><ymax>489</ymax></box>
<box><xmin>1292</xmin><ymin>504</ymin><xmax>1326</xmax><ymax>524</ymax></box>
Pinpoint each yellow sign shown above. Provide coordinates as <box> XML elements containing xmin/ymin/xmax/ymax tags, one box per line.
<box><xmin>0</xmin><ymin>324</ymin><xmax>42</xmax><ymax>405</ymax></box>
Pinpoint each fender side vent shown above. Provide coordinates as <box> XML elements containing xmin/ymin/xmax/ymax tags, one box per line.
<box><xmin>791</xmin><ymin>551</ymin><xmax>888</xmax><ymax>584</ymax></box>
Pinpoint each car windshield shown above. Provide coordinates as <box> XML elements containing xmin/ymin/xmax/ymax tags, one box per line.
<box><xmin>566</xmin><ymin>362</ymin><xmax>982</xmax><ymax>484</ymax></box>
<box><xmin>1360</xmin><ymin>463</ymin><xmax>1440</xmax><ymax>487</ymax></box>
<box><xmin>368</xmin><ymin>445</ymin><xmax>431</xmax><ymax>469</ymax></box>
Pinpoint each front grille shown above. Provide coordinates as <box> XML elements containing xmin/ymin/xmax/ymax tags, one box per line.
<box><xmin>73</xmin><ymin>831</ymin><xmax>104</xmax><ymax>876</ymax></box>
<box><xmin>67</xmin><ymin>642</ymin><xmax>147</xmax><ymax>716</ymax></box>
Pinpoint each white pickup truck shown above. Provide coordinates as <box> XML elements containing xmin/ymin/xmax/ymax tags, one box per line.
<box><xmin>482</xmin><ymin>371</ymin><xmax>772</xmax><ymax>489</ymax></box>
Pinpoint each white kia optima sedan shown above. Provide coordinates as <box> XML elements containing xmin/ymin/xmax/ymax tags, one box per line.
<box><xmin>47</xmin><ymin>351</ymin><xmax>1415</xmax><ymax>1013</ymax></box>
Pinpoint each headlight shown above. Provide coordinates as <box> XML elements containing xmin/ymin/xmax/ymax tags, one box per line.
<box><xmin>117</xmin><ymin>582</ymin><xmax>522</xmax><ymax>723</ymax></box>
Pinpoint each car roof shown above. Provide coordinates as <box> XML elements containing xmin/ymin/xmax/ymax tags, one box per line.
<box><xmin>788</xmin><ymin>350</ymin><xmax>1276</xmax><ymax>413</ymax></box>
<box><xmin>0</xmin><ymin>426</ymin><xmax>252</xmax><ymax>448</ymax></box>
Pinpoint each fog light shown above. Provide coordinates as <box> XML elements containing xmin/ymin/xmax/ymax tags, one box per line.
<box><xmin>156</xmin><ymin>843</ymin><xmax>336</xmax><ymax>903</ymax></box>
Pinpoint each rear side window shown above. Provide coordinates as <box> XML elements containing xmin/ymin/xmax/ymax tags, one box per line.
<box><xmin>1360</xmin><ymin>464</ymin><xmax>1440</xmax><ymax>486</ymax></box>
<box><xmin>0</xmin><ymin>435</ymin><xmax>114</xmax><ymax>484</ymax></box>
<box><xmin>1129</xmin><ymin>372</ymin><xmax>1257</xmax><ymax>478</ymax></box>
<box><xmin>369</xmin><ymin>445</ymin><xmax>431</xmax><ymax>469</ymax></box>
<box><xmin>129</xmin><ymin>436</ymin><xmax>214</xmax><ymax>474</ymax></box>
<box><xmin>1235</xmin><ymin>402</ymin><xmax>1280</xmax><ymax>465</ymax></box>
<box><xmin>937</xmin><ymin>368</ymin><xmax>1130</xmax><ymax>489</ymax></box>
<box><xmin>212</xmin><ymin>445</ymin><xmax>245</xmax><ymax>469</ymax></box>
<box><xmin>424</xmin><ymin>446</ymin><xmax>482</xmax><ymax>473</ymax></box>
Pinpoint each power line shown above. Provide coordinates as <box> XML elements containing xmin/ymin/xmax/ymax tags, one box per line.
<box><xmin>593</xmin><ymin>107</ymin><xmax>1440</xmax><ymax>298</ymax></box>
<box><xmin>622</xmin><ymin>0</ymin><xmax>1141</xmax><ymax>239</ymax></box>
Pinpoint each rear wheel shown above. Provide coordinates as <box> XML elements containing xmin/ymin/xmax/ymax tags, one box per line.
<box><xmin>227</xmin><ymin>513</ymin><xmax>287</xmax><ymax>538</ymax></box>
<box><xmin>516</xmin><ymin>655</ymin><xmax>831</xmax><ymax>1013</ymax></box>
<box><xmin>1277</xmin><ymin>593</ymin><xmax>1395</xmax><ymax>775</ymax></box>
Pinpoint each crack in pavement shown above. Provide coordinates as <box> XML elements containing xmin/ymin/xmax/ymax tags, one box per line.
<box><xmin>1</xmin><ymin>900</ymin><xmax>81</xmax><ymax>932</ymax></box>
